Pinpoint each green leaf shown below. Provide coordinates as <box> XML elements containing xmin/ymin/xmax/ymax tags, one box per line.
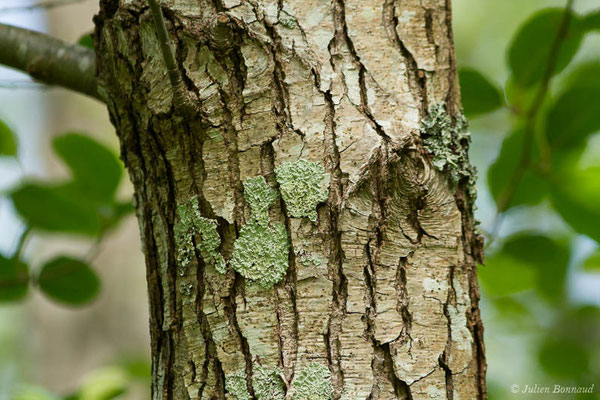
<box><xmin>487</xmin><ymin>129</ymin><xmax>549</xmax><ymax>210</ymax></box>
<box><xmin>0</xmin><ymin>254</ymin><xmax>29</xmax><ymax>302</ymax></box>
<box><xmin>562</xmin><ymin>61</ymin><xmax>600</xmax><ymax>89</ymax></box>
<box><xmin>37</xmin><ymin>256</ymin><xmax>99</xmax><ymax>305</ymax></box>
<box><xmin>538</xmin><ymin>338</ymin><xmax>590</xmax><ymax>378</ymax></box>
<box><xmin>502</xmin><ymin>234</ymin><xmax>569</xmax><ymax>300</ymax></box>
<box><xmin>581</xmin><ymin>9</ymin><xmax>600</xmax><ymax>32</ymax></box>
<box><xmin>120</xmin><ymin>357</ymin><xmax>151</xmax><ymax>381</ymax></box>
<box><xmin>550</xmin><ymin>166</ymin><xmax>600</xmax><ymax>242</ymax></box>
<box><xmin>545</xmin><ymin>86</ymin><xmax>600</xmax><ymax>150</ymax></box>
<box><xmin>458</xmin><ymin>68</ymin><xmax>503</xmax><ymax>117</ymax></box>
<box><xmin>78</xmin><ymin>32</ymin><xmax>94</xmax><ymax>49</ymax></box>
<box><xmin>10</xmin><ymin>182</ymin><xmax>102</xmax><ymax>235</ymax></box>
<box><xmin>78</xmin><ymin>367</ymin><xmax>128</xmax><ymax>400</ymax></box>
<box><xmin>53</xmin><ymin>133</ymin><xmax>122</xmax><ymax>202</ymax></box>
<box><xmin>583</xmin><ymin>252</ymin><xmax>600</xmax><ymax>272</ymax></box>
<box><xmin>504</xmin><ymin>77</ymin><xmax>542</xmax><ymax>113</ymax></box>
<box><xmin>478</xmin><ymin>253</ymin><xmax>537</xmax><ymax>296</ymax></box>
<box><xmin>0</xmin><ymin>118</ymin><xmax>17</xmax><ymax>156</ymax></box>
<box><xmin>479</xmin><ymin>233</ymin><xmax>569</xmax><ymax>299</ymax></box>
<box><xmin>508</xmin><ymin>8</ymin><xmax>583</xmax><ymax>88</ymax></box>
<box><xmin>13</xmin><ymin>385</ymin><xmax>59</xmax><ymax>400</ymax></box>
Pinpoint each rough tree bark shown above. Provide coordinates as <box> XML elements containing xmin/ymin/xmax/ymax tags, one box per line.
<box><xmin>92</xmin><ymin>0</ymin><xmax>486</xmax><ymax>398</ymax></box>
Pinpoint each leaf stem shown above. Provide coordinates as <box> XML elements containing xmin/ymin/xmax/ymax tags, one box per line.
<box><xmin>489</xmin><ymin>0</ymin><xmax>575</xmax><ymax>239</ymax></box>
<box><xmin>12</xmin><ymin>226</ymin><xmax>31</xmax><ymax>261</ymax></box>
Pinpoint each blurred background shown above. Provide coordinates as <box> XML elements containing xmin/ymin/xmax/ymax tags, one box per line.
<box><xmin>0</xmin><ymin>0</ymin><xmax>598</xmax><ymax>399</ymax></box>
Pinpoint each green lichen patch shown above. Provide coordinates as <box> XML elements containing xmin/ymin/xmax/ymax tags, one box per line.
<box><xmin>225</xmin><ymin>370</ymin><xmax>251</xmax><ymax>400</ymax></box>
<box><xmin>420</xmin><ymin>103</ymin><xmax>477</xmax><ymax>199</ymax></box>
<box><xmin>230</xmin><ymin>221</ymin><xmax>290</xmax><ymax>289</ymax></box>
<box><xmin>278</xmin><ymin>11</ymin><xmax>297</xmax><ymax>29</ymax></box>
<box><xmin>244</xmin><ymin>176</ymin><xmax>278</xmax><ymax>227</ymax></box>
<box><xmin>295</xmin><ymin>247</ymin><xmax>322</xmax><ymax>268</ymax></box>
<box><xmin>175</xmin><ymin>196</ymin><xmax>226</xmax><ymax>275</ymax></box>
<box><xmin>275</xmin><ymin>159</ymin><xmax>329</xmax><ymax>222</ymax></box>
<box><xmin>292</xmin><ymin>363</ymin><xmax>334</xmax><ymax>400</ymax></box>
<box><xmin>252</xmin><ymin>365</ymin><xmax>286</xmax><ymax>400</ymax></box>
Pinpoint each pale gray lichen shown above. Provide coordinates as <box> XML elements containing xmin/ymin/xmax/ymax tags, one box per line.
<box><xmin>179</xmin><ymin>282</ymin><xmax>194</xmax><ymax>297</ymax></box>
<box><xmin>244</xmin><ymin>176</ymin><xmax>278</xmax><ymax>227</ymax></box>
<box><xmin>225</xmin><ymin>366</ymin><xmax>286</xmax><ymax>400</ymax></box>
<box><xmin>252</xmin><ymin>365</ymin><xmax>286</xmax><ymax>400</ymax></box>
<box><xmin>225</xmin><ymin>370</ymin><xmax>251</xmax><ymax>400</ymax></box>
<box><xmin>230</xmin><ymin>221</ymin><xmax>290</xmax><ymax>289</ymax></box>
<box><xmin>278</xmin><ymin>11</ymin><xmax>297</xmax><ymax>29</ymax></box>
<box><xmin>420</xmin><ymin>103</ymin><xmax>477</xmax><ymax>200</ymax></box>
<box><xmin>292</xmin><ymin>363</ymin><xmax>334</xmax><ymax>400</ymax></box>
<box><xmin>275</xmin><ymin>159</ymin><xmax>329</xmax><ymax>222</ymax></box>
<box><xmin>175</xmin><ymin>196</ymin><xmax>226</xmax><ymax>275</ymax></box>
<box><xmin>295</xmin><ymin>247</ymin><xmax>322</xmax><ymax>268</ymax></box>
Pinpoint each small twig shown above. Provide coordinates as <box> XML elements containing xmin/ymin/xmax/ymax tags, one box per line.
<box><xmin>86</xmin><ymin>229</ymin><xmax>107</xmax><ymax>263</ymax></box>
<box><xmin>489</xmin><ymin>0</ymin><xmax>575</xmax><ymax>239</ymax></box>
<box><xmin>12</xmin><ymin>226</ymin><xmax>31</xmax><ymax>260</ymax></box>
<box><xmin>147</xmin><ymin>0</ymin><xmax>194</xmax><ymax>116</ymax></box>
<box><xmin>0</xmin><ymin>0</ymin><xmax>86</xmax><ymax>13</ymax></box>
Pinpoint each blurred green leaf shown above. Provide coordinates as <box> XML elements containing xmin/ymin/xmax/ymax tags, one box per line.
<box><xmin>0</xmin><ymin>118</ymin><xmax>17</xmax><ymax>156</ymax></box>
<box><xmin>502</xmin><ymin>234</ymin><xmax>569</xmax><ymax>300</ymax></box>
<box><xmin>120</xmin><ymin>357</ymin><xmax>151</xmax><ymax>381</ymax></box>
<box><xmin>504</xmin><ymin>77</ymin><xmax>539</xmax><ymax>112</ymax></box>
<box><xmin>538</xmin><ymin>338</ymin><xmax>590</xmax><ymax>378</ymax></box>
<box><xmin>111</xmin><ymin>200</ymin><xmax>134</xmax><ymax>223</ymax></box>
<box><xmin>78</xmin><ymin>32</ymin><xmax>94</xmax><ymax>49</ymax></box>
<box><xmin>583</xmin><ymin>252</ymin><xmax>600</xmax><ymax>272</ymax></box>
<box><xmin>488</xmin><ymin>129</ymin><xmax>549</xmax><ymax>210</ymax></box>
<box><xmin>478</xmin><ymin>254</ymin><xmax>537</xmax><ymax>296</ymax></box>
<box><xmin>53</xmin><ymin>133</ymin><xmax>122</xmax><ymax>202</ymax></box>
<box><xmin>550</xmin><ymin>166</ymin><xmax>600</xmax><ymax>242</ymax></box>
<box><xmin>546</xmin><ymin>86</ymin><xmax>600</xmax><ymax>150</ymax></box>
<box><xmin>557</xmin><ymin>305</ymin><xmax>600</xmax><ymax>344</ymax></box>
<box><xmin>480</xmin><ymin>233</ymin><xmax>569</xmax><ymax>299</ymax></box>
<box><xmin>78</xmin><ymin>367</ymin><xmax>128</xmax><ymax>400</ymax></box>
<box><xmin>491</xmin><ymin>296</ymin><xmax>537</xmax><ymax>329</ymax></box>
<box><xmin>508</xmin><ymin>8</ymin><xmax>583</xmax><ymax>88</ymax></box>
<box><xmin>37</xmin><ymin>256</ymin><xmax>99</xmax><ymax>305</ymax></box>
<box><xmin>0</xmin><ymin>254</ymin><xmax>29</xmax><ymax>302</ymax></box>
<box><xmin>562</xmin><ymin>61</ymin><xmax>600</xmax><ymax>89</ymax></box>
<box><xmin>13</xmin><ymin>385</ymin><xmax>59</xmax><ymax>400</ymax></box>
<box><xmin>11</xmin><ymin>182</ymin><xmax>102</xmax><ymax>235</ymax></box>
<box><xmin>581</xmin><ymin>9</ymin><xmax>600</xmax><ymax>31</ymax></box>
<box><xmin>458</xmin><ymin>67</ymin><xmax>503</xmax><ymax>117</ymax></box>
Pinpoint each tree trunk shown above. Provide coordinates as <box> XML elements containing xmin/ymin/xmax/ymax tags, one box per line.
<box><xmin>94</xmin><ymin>0</ymin><xmax>486</xmax><ymax>398</ymax></box>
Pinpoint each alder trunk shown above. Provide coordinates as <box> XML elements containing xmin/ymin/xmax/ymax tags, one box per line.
<box><xmin>94</xmin><ymin>0</ymin><xmax>486</xmax><ymax>398</ymax></box>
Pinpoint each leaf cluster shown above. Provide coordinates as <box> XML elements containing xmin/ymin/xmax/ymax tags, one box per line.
<box><xmin>0</xmin><ymin>128</ymin><xmax>132</xmax><ymax>306</ymax></box>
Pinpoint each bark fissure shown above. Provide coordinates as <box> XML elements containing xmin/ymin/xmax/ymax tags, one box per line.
<box><xmin>382</xmin><ymin>0</ymin><xmax>428</xmax><ymax>115</ymax></box>
<box><xmin>321</xmin><ymin>85</ymin><xmax>349</xmax><ymax>399</ymax></box>
<box><xmin>331</xmin><ymin>0</ymin><xmax>391</xmax><ymax>143</ymax></box>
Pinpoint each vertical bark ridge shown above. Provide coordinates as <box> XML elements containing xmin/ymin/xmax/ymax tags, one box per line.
<box><xmin>263</xmin><ymin>140</ymin><xmax>300</xmax><ymax>383</ymax></box>
<box><xmin>331</xmin><ymin>0</ymin><xmax>391</xmax><ymax>142</ymax></box>
<box><xmin>382</xmin><ymin>0</ymin><xmax>428</xmax><ymax>116</ymax></box>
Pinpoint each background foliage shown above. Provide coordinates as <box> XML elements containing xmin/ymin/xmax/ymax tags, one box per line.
<box><xmin>0</xmin><ymin>0</ymin><xmax>599</xmax><ymax>399</ymax></box>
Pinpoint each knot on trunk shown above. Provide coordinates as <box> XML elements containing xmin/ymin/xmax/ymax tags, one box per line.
<box><xmin>209</xmin><ymin>13</ymin><xmax>237</xmax><ymax>53</ymax></box>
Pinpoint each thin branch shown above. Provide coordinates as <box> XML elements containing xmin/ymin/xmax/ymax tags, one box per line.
<box><xmin>147</xmin><ymin>0</ymin><xmax>194</xmax><ymax>115</ymax></box>
<box><xmin>0</xmin><ymin>79</ymin><xmax>49</xmax><ymax>89</ymax></box>
<box><xmin>489</xmin><ymin>0</ymin><xmax>575</xmax><ymax>238</ymax></box>
<box><xmin>0</xmin><ymin>0</ymin><xmax>85</xmax><ymax>13</ymax></box>
<box><xmin>12</xmin><ymin>226</ymin><xmax>31</xmax><ymax>261</ymax></box>
<box><xmin>0</xmin><ymin>23</ymin><xmax>100</xmax><ymax>100</ymax></box>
